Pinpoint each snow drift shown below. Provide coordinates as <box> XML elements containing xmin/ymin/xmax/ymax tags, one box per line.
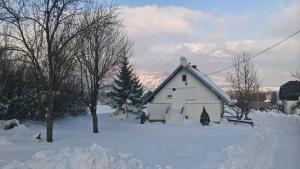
<box><xmin>1</xmin><ymin>110</ymin><xmax>300</xmax><ymax>169</ymax></box>
<box><xmin>0</xmin><ymin>119</ymin><xmax>19</xmax><ymax>130</ymax></box>
<box><xmin>3</xmin><ymin>144</ymin><xmax>145</xmax><ymax>169</ymax></box>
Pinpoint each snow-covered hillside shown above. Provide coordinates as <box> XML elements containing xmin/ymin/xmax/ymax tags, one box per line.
<box><xmin>0</xmin><ymin>108</ymin><xmax>299</xmax><ymax>169</ymax></box>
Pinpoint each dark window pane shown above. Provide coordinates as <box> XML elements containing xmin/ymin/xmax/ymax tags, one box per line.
<box><xmin>182</xmin><ymin>75</ymin><xmax>186</xmax><ymax>81</ymax></box>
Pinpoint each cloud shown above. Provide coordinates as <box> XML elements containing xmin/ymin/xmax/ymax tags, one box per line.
<box><xmin>120</xmin><ymin>3</ymin><xmax>300</xmax><ymax>91</ymax></box>
<box><xmin>120</xmin><ymin>5</ymin><xmax>204</xmax><ymax>37</ymax></box>
<box><xmin>267</xmin><ymin>1</ymin><xmax>300</xmax><ymax>37</ymax></box>
<box><xmin>223</xmin><ymin>38</ymin><xmax>300</xmax><ymax>86</ymax></box>
<box><xmin>182</xmin><ymin>42</ymin><xmax>216</xmax><ymax>54</ymax></box>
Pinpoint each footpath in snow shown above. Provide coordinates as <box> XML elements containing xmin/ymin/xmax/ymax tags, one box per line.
<box><xmin>0</xmin><ymin>107</ymin><xmax>300</xmax><ymax>169</ymax></box>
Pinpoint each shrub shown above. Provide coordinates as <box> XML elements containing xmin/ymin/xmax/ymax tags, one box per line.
<box><xmin>200</xmin><ymin>107</ymin><xmax>210</xmax><ymax>126</ymax></box>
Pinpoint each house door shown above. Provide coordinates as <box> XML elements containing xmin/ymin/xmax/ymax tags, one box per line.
<box><xmin>173</xmin><ymin>88</ymin><xmax>186</xmax><ymax>109</ymax></box>
<box><xmin>172</xmin><ymin>87</ymin><xmax>196</xmax><ymax>108</ymax></box>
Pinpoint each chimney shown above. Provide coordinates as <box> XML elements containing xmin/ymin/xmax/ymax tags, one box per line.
<box><xmin>180</xmin><ymin>56</ymin><xmax>188</xmax><ymax>67</ymax></box>
<box><xmin>192</xmin><ymin>65</ymin><xmax>197</xmax><ymax>69</ymax></box>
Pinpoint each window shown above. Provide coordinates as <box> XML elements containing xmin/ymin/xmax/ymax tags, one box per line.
<box><xmin>167</xmin><ymin>89</ymin><xmax>173</xmax><ymax>99</ymax></box>
<box><xmin>167</xmin><ymin>95</ymin><xmax>173</xmax><ymax>99</ymax></box>
<box><xmin>182</xmin><ymin>75</ymin><xmax>187</xmax><ymax>81</ymax></box>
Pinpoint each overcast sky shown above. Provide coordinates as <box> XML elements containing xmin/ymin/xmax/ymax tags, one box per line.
<box><xmin>117</xmin><ymin>0</ymin><xmax>300</xmax><ymax>91</ymax></box>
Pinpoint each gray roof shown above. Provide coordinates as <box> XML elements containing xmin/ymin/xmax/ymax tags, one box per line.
<box><xmin>279</xmin><ymin>81</ymin><xmax>300</xmax><ymax>100</ymax></box>
<box><xmin>145</xmin><ymin>64</ymin><xmax>232</xmax><ymax>104</ymax></box>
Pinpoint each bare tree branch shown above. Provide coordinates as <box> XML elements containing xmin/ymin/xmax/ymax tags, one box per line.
<box><xmin>227</xmin><ymin>52</ymin><xmax>260</xmax><ymax>120</ymax></box>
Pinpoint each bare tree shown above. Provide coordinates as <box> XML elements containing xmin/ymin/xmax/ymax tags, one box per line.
<box><xmin>227</xmin><ymin>53</ymin><xmax>260</xmax><ymax>120</ymax></box>
<box><xmin>76</xmin><ymin>7</ymin><xmax>132</xmax><ymax>133</ymax></box>
<box><xmin>0</xmin><ymin>0</ymin><xmax>104</xmax><ymax>142</ymax></box>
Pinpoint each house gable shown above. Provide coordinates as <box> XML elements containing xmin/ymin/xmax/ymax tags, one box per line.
<box><xmin>151</xmin><ymin>68</ymin><xmax>221</xmax><ymax>104</ymax></box>
<box><xmin>146</xmin><ymin>64</ymin><xmax>231</xmax><ymax>105</ymax></box>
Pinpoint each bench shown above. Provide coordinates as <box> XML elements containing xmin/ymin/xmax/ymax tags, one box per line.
<box><xmin>227</xmin><ymin>119</ymin><xmax>254</xmax><ymax>127</ymax></box>
<box><xmin>224</xmin><ymin>115</ymin><xmax>254</xmax><ymax>127</ymax></box>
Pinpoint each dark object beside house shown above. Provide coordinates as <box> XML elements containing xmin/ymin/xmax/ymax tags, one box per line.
<box><xmin>200</xmin><ymin>107</ymin><xmax>210</xmax><ymax>126</ymax></box>
<box><xmin>140</xmin><ymin>110</ymin><xmax>147</xmax><ymax>124</ymax></box>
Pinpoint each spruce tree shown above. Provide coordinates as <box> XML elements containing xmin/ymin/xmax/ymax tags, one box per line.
<box><xmin>200</xmin><ymin>107</ymin><xmax>210</xmax><ymax>126</ymax></box>
<box><xmin>110</xmin><ymin>56</ymin><xmax>144</xmax><ymax>112</ymax></box>
<box><xmin>270</xmin><ymin>91</ymin><xmax>278</xmax><ymax>106</ymax></box>
<box><xmin>129</xmin><ymin>75</ymin><xmax>144</xmax><ymax>108</ymax></box>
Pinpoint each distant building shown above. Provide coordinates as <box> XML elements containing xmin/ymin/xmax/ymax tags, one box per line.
<box><xmin>145</xmin><ymin>57</ymin><xmax>231</xmax><ymax>123</ymax></box>
<box><xmin>249</xmin><ymin>92</ymin><xmax>267</xmax><ymax>110</ymax></box>
<box><xmin>279</xmin><ymin>81</ymin><xmax>300</xmax><ymax>115</ymax></box>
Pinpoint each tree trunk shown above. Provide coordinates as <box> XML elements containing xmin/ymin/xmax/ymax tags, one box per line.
<box><xmin>90</xmin><ymin>83</ymin><xmax>99</xmax><ymax>133</ymax></box>
<box><xmin>238</xmin><ymin>112</ymin><xmax>243</xmax><ymax>120</ymax></box>
<box><xmin>90</xmin><ymin>106</ymin><xmax>99</xmax><ymax>133</ymax></box>
<box><xmin>46</xmin><ymin>71</ymin><xmax>54</xmax><ymax>142</ymax></box>
<box><xmin>80</xmin><ymin>61</ymin><xmax>84</xmax><ymax>96</ymax></box>
<box><xmin>46</xmin><ymin>37</ymin><xmax>54</xmax><ymax>142</ymax></box>
<box><xmin>90</xmin><ymin>53</ymin><xmax>100</xmax><ymax>133</ymax></box>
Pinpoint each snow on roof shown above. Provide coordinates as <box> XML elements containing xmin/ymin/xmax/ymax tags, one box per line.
<box><xmin>186</xmin><ymin>66</ymin><xmax>232</xmax><ymax>104</ymax></box>
<box><xmin>145</xmin><ymin>62</ymin><xmax>232</xmax><ymax>104</ymax></box>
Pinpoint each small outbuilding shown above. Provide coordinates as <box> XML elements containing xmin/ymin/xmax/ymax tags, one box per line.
<box><xmin>279</xmin><ymin>81</ymin><xmax>300</xmax><ymax>115</ymax></box>
<box><xmin>145</xmin><ymin>57</ymin><xmax>232</xmax><ymax>123</ymax></box>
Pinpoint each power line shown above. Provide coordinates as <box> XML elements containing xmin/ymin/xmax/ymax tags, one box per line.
<box><xmin>202</xmin><ymin>30</ymin><xmax>300</xmax><ymax>77</ymax></box>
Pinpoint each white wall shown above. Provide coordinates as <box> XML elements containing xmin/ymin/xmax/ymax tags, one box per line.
<box><xmin>284</xmin><ymin>100</ymin><xmax>298</xmax><ymax>114</ymax></box>
<box><xmin>149</xmin><ymin>69</ymin><xmax>222</xmax><ymax>122</ymax></box>
<box><xmin>147</xmin><ymin>103</ymin><xmax>169</xmax><ymax>121</ymax></box>
<box><xmin>296</xmin><ymin>108</ymin><xmax>300</xmax><ymax>115</ymax></box>
<box><xmin>184</xmin><ymin>103</ymin><xmax>221</xmax><ymax>122</ymax></box>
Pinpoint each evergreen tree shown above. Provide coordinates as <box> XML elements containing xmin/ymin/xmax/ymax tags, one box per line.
<box><xmin>270</xmin><ymin>91</ymin><xmax>278</xmax><ymax>106</ymax></box>
<box><xmin>129</xmin><ymin>75</ymin><xmax>144</xmax><ymax>108</ymax></box>
<box><xmin>200</xmin><ymin>107</ymin><xmax>210</xmax><ymax>126</ymax></box>
<box><xmin>142</xmin><ymin>91</ymin><xmax>153</xmax><ymax>104</ymax></box>
<box><xmin>110</xmin><ymin>56</ymin><xmax>144</xmax><ymax>112</ymax></box>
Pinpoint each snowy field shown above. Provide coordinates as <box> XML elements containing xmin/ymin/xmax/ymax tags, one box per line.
<box><xmin>1</xmin><ymin>106</ymin><xmax>300</xmax><ymax>169</ymax></box>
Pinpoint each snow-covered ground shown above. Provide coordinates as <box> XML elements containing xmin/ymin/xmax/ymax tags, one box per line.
<box><xmin>0</xmin><ymin>107</ymin><xmax>300</xmax><ymax>169</ymax></box>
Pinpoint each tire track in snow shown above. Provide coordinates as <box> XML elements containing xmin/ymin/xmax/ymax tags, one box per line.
<box><xmin>218</xmin><ymin>125</ymin><xmax>276</xmax><ymax>169</ymax></box>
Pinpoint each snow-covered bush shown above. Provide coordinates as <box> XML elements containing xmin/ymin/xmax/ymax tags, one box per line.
<box><xmin>0</xmin><ymin>119</ymin><xmax>19</xmax><ymax>130</ymax></box>
<box><xmin>5</xmin><ymin>91</ymin><xmax>46</xmax><ymax>120</ymax></box>
<box><xmin>53</xmin><ymin>91</ymin><xmax>87</xmax><ymax>118</ymax></box>
<box><xmin>3</xmin><ymin>144</ymin><xmax>146</xmax><ymax>169</ymax></box>
<box><xmin>0</xmin><ymin>46</ymin><xmax>86</xmax><ymax>121</ymax></box>
<box><xmin>0</xmin><ymin>103</ymin><xmax>7</xmax><ymax>115</ymax></box>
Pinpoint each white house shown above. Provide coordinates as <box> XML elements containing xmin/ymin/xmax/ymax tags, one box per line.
<box><xmin>145</xmin><ymin>57</ymin><xmax>232</xmax><ymax>123</ymax></box>
<box><xmin>290</xmin><ymin>99</ymin><xmax>300</xmax><ymax>115</ymax></box>
<box><xmin>279</xmin><ymin>81</ymin><xmax>300</xmax><ymax>115</ymax></box>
